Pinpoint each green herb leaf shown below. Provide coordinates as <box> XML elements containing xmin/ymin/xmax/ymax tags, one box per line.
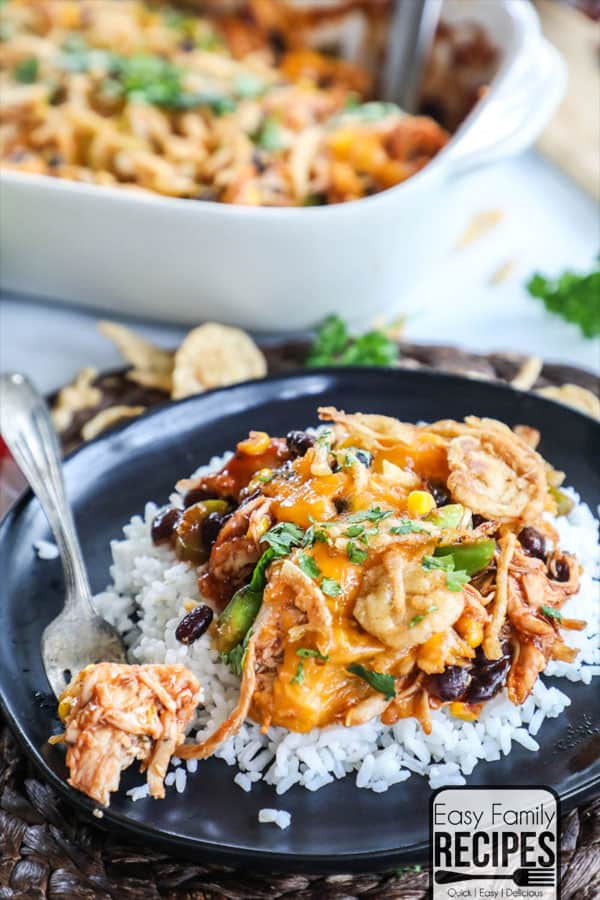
<box><xmin>234</xmin><ymin>73</ymin><xmax>267</xmax><ymax>99</ymax></box>
<box><xmin>14</xmin><ymin>56</ymin><xmax>38</xmax><ymax>83</ymax></box>
<box><xmin>527</xmin><ymin>263</ymin><xmax>600</xmax><ymax>338</ymax></box>
<box><xmin>221</xmin><ymin>643</ymin><xmax>245</xmax><ymax>676</ymax></box>
<box><xmin>347</xmin><ymin>541</ymin><xmax>368</xmax><ymax>564</ymax></box>
<box><xmin>338</xmin><ymin>101</ymin><xmax>401</xmax><ymax>122</ymax></box>
<box><xmin>303</xmin><ymin>525</ymin><xmax>329</xmax><ymax>547</ymax></box>
<box><xmin>261</xmin><ymin>522</ymin><xmax>305</xmax><ymax>556</ymax></box>
<box><xmin>256</xmin><ymin>115</ymin><xmax>284</xmax><ymax>150</ymax></box>
<box><xmin>390</xmin><ymin>519</ymin><xmax>429</xmax><ymax>536</ymax></box>
<box><xmin>344</xmin><ymin>523</ymin><xmax>364</xmax><ymax>538</ymax></box>
<box><xmin>347</xmin><ymin>506</ymin><xmax>393</xmax><ymax>524</ymax></box>
<box><xmin>291</xmin><ymin>661</ymin><xmax>304</xmax><ymax>685</ymax></box>
<box><xmin>296</xmin><ymin>648</ymin><xmax>330</xmax><ymax>660</ymax></box>
<box><xmin>306</xmin><ymin>315</ymin><xmax>399</xmax><ymax>368</ymax></box>
<box><xmin>298</xmin><ymin>553</ymin><xmax>321</xmax><ymax>580</ymax></box>
<box><xmin>347</xmin><ymin>663</ymin><xmax>396</xmax><ymax>701</ymax></box>
<box><xmin>422</xmin><ymin>554</ymin><xmax>470</xmax><ymax>592</ymax></box>
<box><xmin>409</xmin><ymin>605</ymin><xmax>438</xmax><ymax>628</ymax></box>
<box><xmin>540</xmin><ymin>604</ymin><xmax>563</xmax><ymax>622</ymax></box>
<box><xmin>321</xmin><ymin>577</ymin><xmax>342</xmax><ymax>597</ymax></box>
<box><xmin>422</xmin><ymin>554</ymin><xmax>454</xmax><ymax>572</ymax></box>
<box><xmin>446</xmin><ymin>570</ymin><xmax>471</xmax><ymax>592</ymax></box>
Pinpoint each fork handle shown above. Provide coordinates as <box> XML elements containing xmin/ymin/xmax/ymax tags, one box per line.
<box><xmin>435</xmin><ymin>871</ymin><xmax>512</xmax><ymax>884</ymax></box>
<box><xmin>0</xmin><ymin>373</ymin><xmax>93</xmax><ymax>614</ymax></box>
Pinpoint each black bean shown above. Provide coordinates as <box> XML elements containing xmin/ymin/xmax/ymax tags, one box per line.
<box><xmin>356</xmin><ymin>450</ymin><xmax>373</xmax><ymax>467</ymax></box>
<box><xmin>252</xmin><ymin>150</ymin><xmax>268</xmax><ymax>174</ymax></box>
<box><xmin>428</xmin><ymin>666</ymin><xmax>471</xmax><ymax>701</ymax></box>
<box><xmin>184</xmin><ymin>487</ymin><xmax>219</xmax><ymax>508</ymax></box>
<box><xmin>201</xmin><ymin>511</ymin><xmax>228</xmax><ymax>552</ymax></box>
<box><xmin>518</xmin><ymin>526</ymin><xmax>546</xmax><ymax>560</ymax></box>
<box><xmin>428</xmin><ymin>480</ymin><xmax>451</xmax><ymax>508</ymax></box>
<box><xmin>472</xmin><ymin>514</ymin><xmax>487</xmax><ymax>528</ymax></box>
<box><xmin>268</xmin><ymin>28</ymin><xmax>286</xmax><ymax>58</ymax></box>
<box><xmin>151</xmin><ymin>507</ymin><xmax>181</xmax><ymax>544</ymax></box>
<box><xmin>334</xmin><ymin>497</ymin><xmax>349</xmax><ymax>514</ymax></box>
<box><xmin>465</xmin><ymin>645</ymin><xmax>511</xmax><ymax>703</ymax></box>
<box><xmin>286</xmin><ymin>430</ymin><xmax>315</xmax><ymax>458</ymax></box>
<box><xmin>550</xmin><ymin>558</ymin><xmax>570</xmax><ymax>582</ymax></box>
<box><xmin>175</xmin><ymin>604</ymin><xmax>213</xmax><ymax>644</ymax></box>
<box><xmin>179</xmin><ymin>37</ymin><xmax>196</xmax><ymax>52</ymax></box>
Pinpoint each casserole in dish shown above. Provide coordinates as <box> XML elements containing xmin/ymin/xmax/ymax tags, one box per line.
<box><xmin>0</xmin><ymin>0</ymin><xmax>565</xmax><ymax>329</ymax></box>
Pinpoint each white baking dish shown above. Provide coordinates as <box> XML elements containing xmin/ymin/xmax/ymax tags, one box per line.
<box><xmin>0</xmin><ymin>0</ymin><xmax>565</xmax><ymax>331</ymax></box>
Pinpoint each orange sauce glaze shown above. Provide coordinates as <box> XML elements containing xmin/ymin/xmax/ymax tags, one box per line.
<box><xmin>248</xmin><ymin>433</ymin><xmax>449</xmax><ymax>732</ymax></box>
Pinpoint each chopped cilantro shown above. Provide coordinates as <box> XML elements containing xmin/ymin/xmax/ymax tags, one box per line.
<box><xmin>298</xmin><ymin>553</ymin><xmax>321</xmax><ymax>580</ymax></box>
<box><xmin>296</xmin><ymin>648</ymin><xmax>329</xmax><ymax>661</ymax></box>
<box><xmin>290</xmin><ymin>661</ymin><xmax>304</xmax><ymax>685</ymax></box>
<box><xmin>14</xmin><ymin>56</ymin><xmax>38</xmax><ymax>83</ymax></box>
<box><xmin>307</xmin><ymin>315</ymin><xmax>399</xmax><ymax>368</ymax></box>
<box><xmin>234</xmin><ymin>73</ymin><xmax>267</xmax><ymax>99</ymax></box>
<box><xmin>347</xmin><ymin>664</ymin><xmax>396</xmax><ymax>701</ymax></box>
<box><xmin>344</xmin><ymin>524</ymin><xmax>364</xmax><ymax>538</ymax></box>
<box><xmin>347</xmin><ymin>506</ymin><xmax>393</xmax><ymax>524</ymax></box>
<box><xmin>321</xmin><ymin>577</ymin><xmax>342</xmax><ymax>597</ymax></box>
<box><xmin>221</xmin><ymin>643</ymin><xmax>245</xmax><ymax>676</ymax></box>
<box><xmin>446</xmin><ymin>570</ymin><xmax>471</xmax><ymax>592</ymax></box>
<box><xmin>347</xmin><ymin>541</ymin><xmax>368</xmax><ymax>564</ymax></box>
<box><xmin>303</xmin><ymin>525</ymin><xmax>328</xmax><ymax>547</ymax></box>
<box><xmin>390</xmin><ymin>520</ymin><xmax>429</xmax><ymax>536</ymax></box>
<box><xmin>409</xmin><ymin>605</ymin><xmax>438</xmax><ymax>628</ymax></box>
<box><xmin>261</xmin><ymin>522</ymin><xmax>305</xmax><ymax>556</ymax></box>
<box><xmin>255</xmin><ymin>115</ymin><xmax>284</xmax><ymax>151</ymax></box>
<box><xmin>540</xmin><ymin>604</ymin><xmax>563</xmax><ymax>622</ymax></box>
<box><xmin>422</xmin><ymin>554</ymin><xmax>470</xmax><ymax>592</ymax></box>
<box><xmin>527</xmin><ymin>262</ymin><xmax>600</xmax><ymax>338</ymax></box>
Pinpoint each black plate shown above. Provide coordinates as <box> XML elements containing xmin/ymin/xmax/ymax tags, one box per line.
<box><xmin>1</xmin><ymin>369</ymin><xmax>599</xmax><ymax>872</ymax></box>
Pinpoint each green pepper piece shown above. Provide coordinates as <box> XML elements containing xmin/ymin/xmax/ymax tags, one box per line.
<box><xmin>174</xmin><ymin>499</ymin><xmax>230</xmax><ymax>564</ymax></box>
<box><xmin>426</xmin><ymin>504</ymin><xmax>465</xmax><ymax>529</ymax></box>
<box><xmin>434</xmin><ymin>539</ymin><xmax>495</xmax><ymax>575</ymax></box>
<box><xmin>214</xmin><ymin>547</ymin><xmax>276</xmax><ymax>652</ymax></box>
<box><xmin>549</xmin><ymin>485</ymin><xmax>574</xmax><ymax>517</ymax></box>
<box><xmin>214</xmin><ymin>584</ymin><xmax>262</xmax><ymax>653</ymax></box>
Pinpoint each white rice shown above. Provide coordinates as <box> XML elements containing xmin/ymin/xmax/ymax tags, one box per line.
<box><xmin>34</xmin><ymin>539</ymin><xmax>59</xmax><ymax>560</ymax></box>
<box><xmin>93</xmin><ymin>465</ymin><xmax>600</xmax><ymax>807</ymax></box>
<box><xmin>258</xmin><ymin>808</ymin><xmax>291</xmax><ymax>829</ymax></box>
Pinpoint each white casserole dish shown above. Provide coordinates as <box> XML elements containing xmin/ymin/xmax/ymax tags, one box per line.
<box><xmin>0</xmin><ymin>0</ymin><xmax>565</xmax><ymax>331</ymax></box>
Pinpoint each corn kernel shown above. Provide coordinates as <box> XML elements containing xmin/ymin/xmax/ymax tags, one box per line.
<box><xmin>58</xmin><ymin>697</ymin><xmax>72</xmax><ymax>722</ymax></box>
<box><xmin>184</xmin><ymin>598</ymin><xmax>198</xmax><ymax>612</ymax></box>
<box><xmin>450</xmin><ymin>701</ymin><xmax>479</xmax><ymax>721</ymax></box>
<box><xmin>456</xmin><ymin>617</ymin><xmax>484</xmax><ymax>649</ymax></box>
<box><xmin>407</xmin><ymin>490</ymin><xmax>436</xmax><ymax>517</ymax></box>
<box><xmin>238</xmin><ymin>431</ymin><xmax>270</xmax><ymax>455</ymax></box>
<box><xmin>327</xmin><ymin>128</ymin><xmax>356</xmax><ymax>160</ymax></box>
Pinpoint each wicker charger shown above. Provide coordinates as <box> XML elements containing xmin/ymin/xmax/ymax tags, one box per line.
<box><xmin>1</xmin><ymin>341</ymin><xmax>598</xmax><ymax>899</ymax></box>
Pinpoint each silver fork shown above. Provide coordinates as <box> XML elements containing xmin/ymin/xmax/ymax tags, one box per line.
<box><xmin>0</xmin><ymin>372</ymin><xmax>127</xmax><ymax>698</ymax></box>
<box><xmin>380</xmin><ymin>0</ymin><xmax>442</xmax><ymax>113</ymax></box>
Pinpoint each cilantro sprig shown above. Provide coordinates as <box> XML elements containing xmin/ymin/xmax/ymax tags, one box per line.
<box><xmin>306</xmin><ymin>315</ymin><xmax>399</xmax><ymax>367</ymax></box>
<box><xmin>422</xmin><ymin>554</ymin><xmax>470</xmax><ymax>592</ymax></box>
<box><xmin>347</xmin><ymin>664</ymin><xmax>396</xmax><ymax>701</ymax></box>
<box><xmin>527</xmin><ymin>261</ymin><xmax>600</xmax><ymax>338</ymax></box>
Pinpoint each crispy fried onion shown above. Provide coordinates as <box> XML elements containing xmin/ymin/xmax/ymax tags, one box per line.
<box><xmin>434</xmin><ymin>417</ymin><xmax>548</xmax><ymax>523</ymax></box>
<box><xmin>318</xmin><ymin>406</ymin><xmax>416</xmax><ymax>451</ymax></box>
<box><xmin>353</xmin><ymin>548</ymin><xmax>465</xmax><ymax>652</ymax></box>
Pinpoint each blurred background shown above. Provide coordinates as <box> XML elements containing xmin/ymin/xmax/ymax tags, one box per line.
<box><xmin>0</xmin><ymin>0</ymin><xmax>598</xmax><ymax>392</ymax></box>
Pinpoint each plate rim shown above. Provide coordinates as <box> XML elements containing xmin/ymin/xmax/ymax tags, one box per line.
<box><xmin>1</xmin><ymin>367</ymin><xmax>599</xmax><ymax>871</ymax></box>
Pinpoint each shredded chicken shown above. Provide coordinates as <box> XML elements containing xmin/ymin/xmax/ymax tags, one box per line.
<box><xmin>54</xmin><ymin>663</ymin><xmax>201</xmax><ymax>806</ymax></box>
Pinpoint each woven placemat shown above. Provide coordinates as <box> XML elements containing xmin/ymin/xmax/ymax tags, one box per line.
<box><xmin>1</xmin><ymin>342</ymin><xmax>599</xmax><ymax>900</ymax></box>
